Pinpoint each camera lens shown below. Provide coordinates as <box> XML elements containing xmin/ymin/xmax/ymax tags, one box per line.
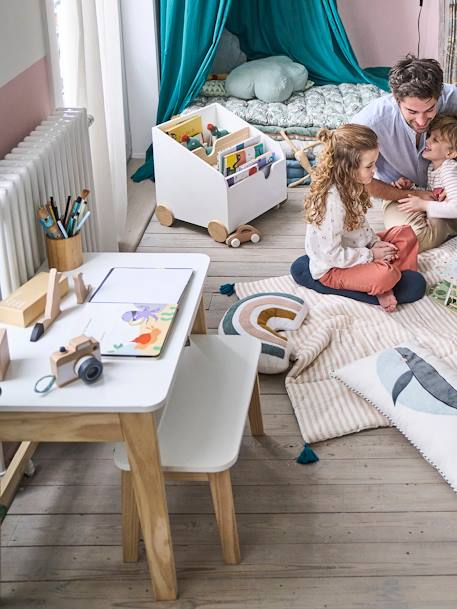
<box><xmin>75</xmin><ymin>355</ymin><xmax>103</xmax><ymax>384</ymax></box>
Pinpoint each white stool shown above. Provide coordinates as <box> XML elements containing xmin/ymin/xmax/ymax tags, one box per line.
<box><xmin>114</xmin><ymin>335</ymin><xmax>263</xmax><ymax>565</ymax></box>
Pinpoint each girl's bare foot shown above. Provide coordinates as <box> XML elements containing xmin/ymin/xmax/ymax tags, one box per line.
<box><xmin>377</xmin><ymin>290</ymin><xmax>397</xmax><ymax>312</ymax></box>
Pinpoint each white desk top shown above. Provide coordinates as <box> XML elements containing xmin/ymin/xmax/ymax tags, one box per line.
<box><xmin>0</xmin><ymin>252</ymin><xmax>209</xmax><ymax>413</ymax></box>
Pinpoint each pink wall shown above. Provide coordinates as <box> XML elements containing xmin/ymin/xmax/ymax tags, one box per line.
<box><xmin>0</xmin><ymin>58</ymin><xmax>52</xmax><ymax>159</ymax></box>
<box><xmin>338</xmin><ymin>0</ymin><xmax>440</xmax><ymax>69</ymax></box>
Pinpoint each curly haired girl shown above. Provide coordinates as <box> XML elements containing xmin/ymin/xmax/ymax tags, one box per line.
<box><xmin>304</xmin><ymin>124</ymin><xmax>420</xmax><ymax>312</ymax></box>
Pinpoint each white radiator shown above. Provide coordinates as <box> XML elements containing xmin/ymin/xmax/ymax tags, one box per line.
<box><xmin>0</xmin><ymin>107</ymin><xmax>100</xmax><ymax>297</ymax></box>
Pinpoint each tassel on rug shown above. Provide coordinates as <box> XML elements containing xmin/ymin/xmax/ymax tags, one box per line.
<box><xmin>219</xmin><ymin>283</ymin><xmax>235</xmax><ymax>296</ymax></box>
<box><xmin>0</xmin><ymin>505</ymin><xmax>7</xmax><ymax>523</ymax></box>
<box><xmin>296</xmin><ymin>442</ymin><xmax>319</xmax><ymax>464</ymax></box>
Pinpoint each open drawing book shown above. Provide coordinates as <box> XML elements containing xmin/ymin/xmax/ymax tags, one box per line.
<box><xmin>84</xmin><ymin>267</ymin><xmax>193</xmax><ymax>357</ymax></box>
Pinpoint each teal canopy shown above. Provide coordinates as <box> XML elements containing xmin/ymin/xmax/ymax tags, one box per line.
<box><xmin>132</xmin><ymin>0</ymin><xmax>389</xmax><ymax>182</ymax></box>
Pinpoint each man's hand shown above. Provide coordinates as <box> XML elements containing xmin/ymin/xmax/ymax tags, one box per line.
<box><xmin>398</xmin><ymin>196</ymin><xmax>428</xmax><ymax>213</ymax></box>
<box><xmin>412</xmin><ymin>190</ymin><xmax>436</xmax><ymax>201</ymax></box>
<box><xmin>372</xmin><ymin>240</ymin><xmax>398</xmax><ymax>262</ymax></box>
<box><xmin>391</xmin><ymin>176</ymin><xmax>413</xmax><ymax>190</ymax></box>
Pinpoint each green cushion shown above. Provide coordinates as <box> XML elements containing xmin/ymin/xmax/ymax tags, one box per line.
<box><xmin>226</xmin><ymin>56</ymin><xmax>308</xmax><ymax>103</ymax></box>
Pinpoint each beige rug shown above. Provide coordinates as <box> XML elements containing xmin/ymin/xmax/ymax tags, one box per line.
<box><xmin>236</xmin><ymin>238</ymin><xmax>457</xmax><ymax>443</ymax></box>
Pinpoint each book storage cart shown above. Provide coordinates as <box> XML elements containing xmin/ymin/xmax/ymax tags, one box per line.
<box><xmin>152</xmin><ymin>103</ymin><xmax>287</xmax><ymax>242</ymax></box>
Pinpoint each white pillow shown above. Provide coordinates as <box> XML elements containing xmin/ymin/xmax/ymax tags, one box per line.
<box><xmin>332</xmin><ymin>343</ymin><xmax>457</xmax><ymax>492</ymax></box>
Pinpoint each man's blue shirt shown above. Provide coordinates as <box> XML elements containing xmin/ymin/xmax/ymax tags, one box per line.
<box><xmin>352</xmin><ymin>84</ymin><xmax>457</xmax><ymax>188</ymax></box>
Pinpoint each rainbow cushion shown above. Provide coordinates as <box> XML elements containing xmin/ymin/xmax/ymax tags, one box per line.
<box><xmin>218</xmin><ymin>292</ymin><xmax>309</xmax><ymax>374</ymax></box>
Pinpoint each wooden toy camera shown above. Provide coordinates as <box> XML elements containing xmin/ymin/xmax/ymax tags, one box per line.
<box><xmin>50</xmin><ymin>335</ymin><xmax>103</xmax><ymax>387</ymax></box>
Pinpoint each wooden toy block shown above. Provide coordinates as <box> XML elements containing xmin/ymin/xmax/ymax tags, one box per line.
<box><xmin>0</xmin><ymin>329</ymin><xmax>10</xmax><ymax>380</ymax></box>
<box><xmin>0</xmin><ymin>272</ymin><xmax>69</xmax><ymax>327</ymax></box>
<box><xmin>73</xmin><ymin>272</ymin><xmax>91</xmax><ymax>304</ymax></box>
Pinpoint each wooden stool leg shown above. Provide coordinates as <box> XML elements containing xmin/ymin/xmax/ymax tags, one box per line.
<box><xmin>248</xmin><ymin>375</ymin><xmax>264</xmax><ymax>436</ymax></box>
<box><xmin>121</xmin><ymin>470</ymin><xmax>141</xmax><ymax>562</ymax></box>
<box><xmin>208</xmin><ymin>470</ymin><xmax>240</xmax><ymax>565</ymax></box>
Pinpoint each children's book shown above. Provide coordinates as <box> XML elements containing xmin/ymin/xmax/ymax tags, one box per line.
<box><xmin>236</xmin><ymin>150</ymin><xmax>274</xmax><ymax>173</ymax></box>
<box><xmin>217</xmin><ymin>134</ymin><xmax>261</xmax><ymax>173</ymax></box>
<box><xmin>222</xmin><ymin>142</ymin><xmax>265</xmax><ymax>176</ymax></box>
<box><xmin>163</xmin><ymin>115</ymin><xmax>203</xmax><ymax>144</ymax></box>
<box><xmin>225</xmin><ymin>152</ymin><xmax>275</xmax><ymax>187</ymax></box>
<box><xmin>85</xmin><ymin>267</ymin><xmax>193</xmax><ymax>357</ymax></box>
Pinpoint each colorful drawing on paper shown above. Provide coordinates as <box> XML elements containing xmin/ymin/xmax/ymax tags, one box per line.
<box><xmin>103</xmin><ymin>303</ymin><xmax>178</xmax><ymax>356</ymax></box>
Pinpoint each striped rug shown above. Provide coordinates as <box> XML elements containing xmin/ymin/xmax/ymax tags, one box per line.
<box><xmin>236</xmin><ymin>237</ymin><xmax>457</xmax><ymax>443</ymax></box>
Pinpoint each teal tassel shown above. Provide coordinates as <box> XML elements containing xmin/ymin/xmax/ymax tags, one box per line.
<box><xmin>296</xmin><ymin>443</ymin><xmax>319</xmax><ymax>464</ymax></box>
<box><xmin>0</xmin><ymin>504</ymin><xmax>7</xmax><ymax>523</ymax></box>
<box><xmin>219</xmin><ymin>283</ymin><xmax>235</xmax><ymax>296</ymax></box>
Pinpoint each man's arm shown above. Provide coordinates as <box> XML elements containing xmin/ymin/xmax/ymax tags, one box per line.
<box><xmin>366</xmin><ymin>178</ymin><xmax>432</xmax><ymax>201</ymax></box>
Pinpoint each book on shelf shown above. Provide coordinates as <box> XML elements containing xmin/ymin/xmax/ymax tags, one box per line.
<box><xmin>217</xmin><ymin>134</ymin><xmax>261</xmax><ymax>173</ymax></box>
<box><xmin>83</xmin><ymin>267</ymin><xmax>193</xmax><ymax>357</ymax></box>
<box><xmin>163</xmin><ymin>115</ymin><xmax>203</xmax><ymax>144</ymax></box>
<box><xmin>222</xmin><ymin>142</ymin><xmax>265</xmax><ymax>176</ymax></box>
<box><xmin>225</xmin><ymin>151</ymin><xmax>275</xmax><ymax>187</ymax></box>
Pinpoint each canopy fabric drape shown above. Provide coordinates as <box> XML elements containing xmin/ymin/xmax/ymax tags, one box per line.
<box><xmin>226</xmin><ymin>0</ymin><xmax>389</xmax><ymax>89</ymax></box>
<box><xmin>133</xmin><ymin>0</ymin><xmax>389</xmax><ymax>182</ymax></box>
<box><xmin>131</xmin><ymin>0</ymin><xmax>233</xmax><ymax>182</ymax></box>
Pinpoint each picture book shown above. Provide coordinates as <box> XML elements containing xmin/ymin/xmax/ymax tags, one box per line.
<box><xmin>217</xmin><ymin>134</ymin><xmax>261</xmax><ymax>173</ymax></box>
<box><xmin>236</xmin><ymin>150</ymin><xmax>275</xmax><ymax>173</ymax></box>
<box><xmin>84</xmin><ymin>303</ymin><xmax>180</xmax><ymax>357</ymax></box>
<box><xmin>225</xmin><ymin>152</ymin><xmax>275</xmax><ymax>187</ymax></box>
<box><xmin>163</xmin><ymin>115</ymin><xmax>203</xmax><ymax>143</ymax></box>
<box><xmin>222</xmin><ymin>142</ymin><xmax>264</xmax><ymax>176</ymax></box>
<box><xmin>86</xmin><ymin>267</ymin><xmax>193</xmax><ymax>357</ymax></box>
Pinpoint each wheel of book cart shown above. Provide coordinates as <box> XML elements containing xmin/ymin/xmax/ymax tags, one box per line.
<box><xmin>155</xmin><ymin>204</ymin><xmax>174</xmax><ymax>227</ymax></box>
<box><xmin>207</xmin><ymin>220</ymin><xmax>229</xmax><ymax>242</ymax></box>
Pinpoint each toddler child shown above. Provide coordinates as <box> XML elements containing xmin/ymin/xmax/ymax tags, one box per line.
<box><xmin>305</xmin><ymin>124</ymin><xmax>420</xmax><ymax>312</ymax></box>
<box><xmin>396</xmin><ymin>114</ymin><xmax>457</xmax><ymax>248</ymax></box>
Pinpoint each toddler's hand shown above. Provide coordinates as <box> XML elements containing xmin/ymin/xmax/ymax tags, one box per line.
<box><xmin>398</xmin><ymin>196</ymin><xmax>428</xmax><ymax>213</ymax></box>
<box><xmin>391</xmin><ymin>177</ymin><xmax>413</xmax><ymax>190</ymax></box>
<box><xmin>432</xmin><ymin>187</ymin><xmax>446</xmax><ymax>201</ymax></box>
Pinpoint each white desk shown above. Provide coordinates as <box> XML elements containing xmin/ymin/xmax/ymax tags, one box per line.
<box><xmin>0</xmin><ymin>252</ymin><xmax>210</xmax><ymax>601</ymax></box>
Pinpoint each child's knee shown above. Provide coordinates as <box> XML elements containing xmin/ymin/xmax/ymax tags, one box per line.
<box><xmin>368</xmin><ymin>264</ymin><xmax>401</xmax><ymax>295</ymax></box>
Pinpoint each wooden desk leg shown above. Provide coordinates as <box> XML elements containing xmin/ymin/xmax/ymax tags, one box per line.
<box><xmin>120</xmin><ymin>413</ymin><xmax>177</xmax><ymax>601</ymax></box>
<box><xmin>191</xmin><ymin>295</ymin><xmax>207</xmax><ymax>334</ymax></box>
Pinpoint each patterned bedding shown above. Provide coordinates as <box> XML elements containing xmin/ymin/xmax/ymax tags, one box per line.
<box><xmin>186</xmin><ymin>83</ymin><xmax>387</xmax><ymax>138</ymax></box>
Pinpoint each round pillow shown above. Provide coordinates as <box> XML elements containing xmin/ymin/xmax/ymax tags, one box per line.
<box><xmin>218</xmin><ymin>292</ymin><xmax>309</xmax><ymax>374</ymax></box>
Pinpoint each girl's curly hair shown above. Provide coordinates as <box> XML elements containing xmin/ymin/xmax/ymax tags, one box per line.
<box><xmin>304</xmin><ymin>124</ymin><xmax>378</xmax><ymax>231</ymax></box>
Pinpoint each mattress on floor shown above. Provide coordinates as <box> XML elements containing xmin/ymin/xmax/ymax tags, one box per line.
<box><xmin>185</xmin><ymin>83</ymin><xmax>387</xmax><ymax>139</ymax></box>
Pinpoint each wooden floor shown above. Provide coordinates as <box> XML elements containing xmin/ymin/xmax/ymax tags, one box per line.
<box><xmin>3</xmin><ymin>190</ymin><xmax>457</xmax><ymax>608</ymax></box>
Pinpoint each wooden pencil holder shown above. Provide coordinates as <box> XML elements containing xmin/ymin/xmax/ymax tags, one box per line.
<box><xmin>45</xmin><ymin>233</ymin><xmax>83</xmax><ymax>272</ymax></box>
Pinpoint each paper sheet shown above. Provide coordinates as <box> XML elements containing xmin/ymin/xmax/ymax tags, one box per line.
<box><xmin>89</xmin><ymin>267</ymin><xmax>193</xmax><ymax>304</ymax></box>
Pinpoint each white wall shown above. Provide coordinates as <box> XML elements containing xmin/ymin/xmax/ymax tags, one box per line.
<box><xmin>120</xmin><ymin>0</ymin><xmax>160</xmax><ymax>158</ymax></box>
<box><xmin>338</xmin><ymin>0</ymin><xmax>440</xmax><ymax>69</ymax></box>
<box><xmin>0</xmin><ymin>0</ymin><xmax>46</xmax><ymax>86</ymax></box>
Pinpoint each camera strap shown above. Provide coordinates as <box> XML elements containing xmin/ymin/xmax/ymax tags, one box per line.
<box><xmin>34</xmin><ymin>375</ymin><xmax>56</xmax><ymax>394</ymax></box>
